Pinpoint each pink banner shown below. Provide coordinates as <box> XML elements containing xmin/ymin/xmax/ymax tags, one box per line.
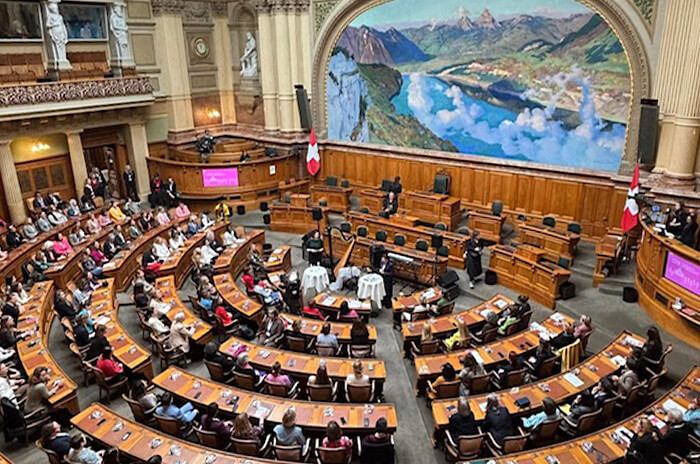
<box><xmin>664</xmin><ymin>251</ymin><xmax>700</xmax><ymax>296</ymax></box>
<box><xmin>202</xmin><ymin>168</ymin><xmax>239</xmax><ymax>188</ymax></box>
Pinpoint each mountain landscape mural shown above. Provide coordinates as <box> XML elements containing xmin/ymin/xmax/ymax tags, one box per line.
<box><xmin>326</xmin><ymin>0</ymin><xmax>632</xmax><ymax>171</ymax></box>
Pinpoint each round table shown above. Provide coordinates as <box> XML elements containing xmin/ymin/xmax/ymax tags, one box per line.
<box><xmin>357</xmin><ymin>273</ymin><xmax>385</xmax><ymax>306</ymax></box>
<box><xmin>301</xmin><ymin>265</ymin><xmax>330</xmax><ymax>293</ymax></box>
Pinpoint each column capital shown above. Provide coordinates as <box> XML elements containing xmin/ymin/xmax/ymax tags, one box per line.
<box><xmin>0</xmin><ymin>139</ymin><xmax>13</xmax><ymax>147</ymax></box>
<box><xmin>64</xmin><ymin>129</ymin><xmax>84</xmax><ymax>136</ymax></box>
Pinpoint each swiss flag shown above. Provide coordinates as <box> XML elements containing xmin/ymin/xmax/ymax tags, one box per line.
<box><xmin>621</xmin><ymin>163</ymin><xmax>640</xmax><ymax>232</ymax></box>
<box><xmin>306</xmin><ymin>128</ymin><xmax>320</xmax><ymax>176</ymax></box>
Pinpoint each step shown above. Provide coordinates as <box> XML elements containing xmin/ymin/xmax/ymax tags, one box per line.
<box><xmin>598</xmin><ymin>282</ymin><xmax>626</xmax><ymax>296</ymax></box>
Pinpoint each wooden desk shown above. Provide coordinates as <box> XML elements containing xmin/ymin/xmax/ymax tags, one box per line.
<box><xmin>346</xmin><ymin>211</ymin><xmax>468</xmax><ymax>268</ymax></box>
<box><xmin>154</xmin><ymin>367</ymin><xmax>396</xmax><ymax>434</ymax></box>
<box><xmin>359</xmin><ymin>188</ymin><xmax>462</xmax><ymax>230</ymax></box>
<box><xmin>311</xmin><ymin>293</ymin><xmax>373</xmax><ymax>321</ymax></box>
<box><xmin>518</xmin><ymin>223</ymin><xmax>580</xmax><ymax>263</ymax></box>
<box><xmin>327</xmin><ymin>232</ymin><xmax>448</xmax><ymax>286</ymax></box>
<box><xmin>214</xmin><ymin>273</ymin><xmax>264</xmax><ymax>322</ymax></box>
<box><xmin>212</xmin><ymin>229</ymin><xmax>266</xmax><ymax>275</ymax></box>
<box><xmin>392</xmin><ymin>287</ymin><xmax>444</xmax><ymax>315</ymax></box>
<box><xmin>290</xmin><ymin>194</ymin><xmax>310</xmax><ymax>207</ymax></box>
<box><xmin>310</xmin><ymin>184</ymin><xmax>352</xmax><ymax>212</ymax></box>
<box><xmin>156</xmin><ymin>276</ymin><xmax>214</xmax><ymax>345</ymax></box>
<box><xmin>219</xmin><ymin>336</ymin><xmax>386</xmax><ymax>387</ymax></box>
<box><xmin>73</xmin><ymin>404</ymin><xmax>297</xmax><ymax>464</ymax></box>
<box><xmin>432</xmin><ymin>331</ymin><xmax>644</xmax><ymax>432</ymax></box>
<box><xmin>102</xmin><ymin>217</ymin><xmax>187</xmax><ymax>292</ymax></box>
<box><xmin>88</xmin><ymin>279</ymin><xmax>153</xmax><ymax>379</ymax></box>
<box><xmin>414</xmin><ymin>312</ymin><xmax>576</xmax><ymax>388</ymax></box>
<box><xmin>400</xmin><ymin>294</ymin><xmax>513</xmax><ymax>344</ymax></box>
<box><xmin>488</xmin><ymin>245</ymin><xmax>571</xmax><ymax>309</ymax></box>
<box><xmin>270</xmin><ymin>203</ymin><xmax>329</xmax><ymax>234</ymax></box>
<box><xmin>264</xmin><ymin>245</ymin><xmax>291</xmax><ymax>273</ymax></box>
<box><xmin>594</xmin><ymin>231</ymin><xmax>624</xmax><ymax>287</ymax></box>
<box><xmin>17</xmin><ymin>282</ymin><xmax>80</xmax><ymax>415</ymax></box>
<box><xmin>465</xmin><ymin>366</ymin><xmax>700</xmax><ymax>464</ymax></box>
<box><xmin>279</xmin><ymin>313</ymin><xmax>377</xmax><ymax>345</ymax></box>
<box><xmin>467</xmin><ymin>211</ymin><xmax>505</xmax><ymax>244</ymax></box>
<box><xmin>637</xmin><ymin>219</ymin><xmax>700</xmax><ymax>348</ymax></box>
<box><xmin>158</xmin><ymin>221</ymin><xmax>227</xmax><ymax>288</ymax></box>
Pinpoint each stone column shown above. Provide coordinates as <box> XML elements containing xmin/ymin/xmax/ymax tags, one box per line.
<box><xmin>152</xmin><ymin>0</ymin><xmax>194</xmax><ymax>131</ymax></box>
<box><xmin>298</xmin><ymin>3</ymin><xmax>312</xmax><ymax>91</ymax></box>
<box><xmin>273</xmin><ymin>3</ymin><xmax>294</xmax><ymax>132</ymax></box>
<box><xmin>257</xmin><ymin>3</ymin><xmax>279</xmax><ymax>131</ymax></box>
<box><xmin>108</xmin><ymin>0</ymin><xmax>136</xmax><ymax>76</ymax></box>
<box><xmin>124</xmin><ymin>122</ymin><xmax>152</xmax><ymax>202</ymax></box>
<box><xmin>213</xmin><ymin>3</ymin><xmax>237</xmax><ymax>124</ymax></box>
<box><xmin>0</xmin><ymin>140</ymin><xmax>26</xmax><ymax>224</ymax></box>
<box><xmin>41</xmin><ymin>0</ymin><xmax>72</xmax><ymax>79</ymax></box>
<box><xmin>653</xmin><ymin>0</ymin><xmax>700</xmax><ymax>190</ymax></box>
<box><xmin>65</xmin><ymin>130</ymin><xmax>88</xmax><ymax>195</ymax></box>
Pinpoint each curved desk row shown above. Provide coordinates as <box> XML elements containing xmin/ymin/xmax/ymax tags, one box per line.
<box><xmin>17</xmin><ymin>282</ymin><xmax>79</xmax><ymax>414</ymax></box>
<box><xmin>279</xmin><ymin>313</ymin><xmax>378</xmax><ymax>346</ymax></box>
<box><xmin>391</xmin><ymin>287</ymin><xmax>445</xmax><ymax>316</ymax></box>
<box><xmin>463</xmin><ymin>365</ymin><xmax>700</xmax><ymax>463</ymax></box>
<box><xmin>637</xmin><ymin>219</ymin><xmax>700</xmax><ymax>348</ymax></box>
<box><xmin>155</xmin><ymin>276</ymin><xmax>214</xmax><ymax>345</ymax></box>
<box><xmin>414</xmin><ymin>312</ymin><xmax>576</xmax><ymax>384</ymax></box>
<box><xmin>73</xmin><ymin>403</ymin><xmax>296</xmax><ymax>464</ymax></box>
<box><xmin>311</xmin><ymin>293</ymin><xmax>373</xmax><ymax>321</ymax></box>
<box><xmin>219</xmin><ymin>336</ymin><xmax>386</xmax><ymax>387</ymax></box>
<box><xmin>154</xmin><ymin>367</ymin><xmax>396</xmax><ymax>435</ymax></box>
<box><xmin>432</xmin><ymin>331</ymin><xmax>644</xmax><ymax>429</ymax></box>
<box><xmin>212</xmin><ymin>229</ymin><xmax>266</xmax><ymax>275</ymax></box>
<box><xmin>88</xmin><ymin>278</ymin><xmax>153</xmax><ymax>379</ymax></box>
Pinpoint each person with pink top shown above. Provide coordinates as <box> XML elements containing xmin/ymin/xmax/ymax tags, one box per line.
<box><xmin>52</xmin><ymin>233</ymin><xmax>73</xmax><ymax>256</ymax></box>
<box><xmin>174</xmin><ymin>202</ymin><xmax>191</xmax><ymax>219</ymax></box>
<box><xmin>156</xmin><ymin>207</ymin><xmax>171</xmax><ymax>225</ymax></box>
<box><xmin>264</xmin><ymin>361</ymin><xmax>292</xmax><ymax>389</ymax></box>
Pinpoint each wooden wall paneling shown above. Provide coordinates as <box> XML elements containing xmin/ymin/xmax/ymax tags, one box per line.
<box><xmin>488</xmin><ymin>171</ymin><xmax>516</xmax><ymax>210</ymax></box>
<box><xmin>549</xmin><ymin>179</ymin><xmax>582</xmax><ymax>220</ymax></box>
<box><xmin>580</xmin><ymin>184</ymin><xmax>612</xmax><ymax>238</ymax></box>
<box><xmin>513</xmin><ymin>175</ymin><xmax>533</xmax><ymax>213</ymax></box>
<box><xmin>529</xmin><ymin>177</ymin><xmax>551</xmax><ymax>216</ymax></box>
<box><xmin>471</xmin><ymin>168</ymin><xmax>489</xmax><ymax>208</ymax></box>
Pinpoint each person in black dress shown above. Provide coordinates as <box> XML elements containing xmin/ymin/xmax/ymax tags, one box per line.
<box><xmin>306</xmin><ymin>231</ymin><xmax>324</xmax><ymax>266</ymax></box>
<box><xmin>123</xmin><ymin>165</ymin><xmax>138</xmax><ymax>201</ymax></box>
<box><xmin>464</xmin><ymin>231</ymin><xmax>483</xmax><ymax>289</ymax></box>
<box><xmin>483</xmin><ymin>394</ymin><xmax>516</xmax><ymax>446</ymax></box>
<box><xmin>389</xmin><ymin>176</ymin><xmax>402</xmax><ymax>195</ymax></box>
<box><xmin>641</xmin><ymin>326</ymin><xmax>663</xmax><ymax>373</ymax></box>
<box><xmin>379</xmin><ymin>254</ymin><xmax>394</xmax><ymax>309</ymax></box>
<box><xmin>678</xmin><ymin>209</ymin><xmax>698</xmax><ymax>248</ymax></box>
<box><xmin>448</xmin><ymin>397</ymin><xmax>478</xmax><ymax>437</ymax></box>
<box><xmin>150</xmin><ymin>173</ymin><xmax>164</xmax><ymax>207</ymax></box>
<box><xmin>665</xmin><ymin>201</ymin><xmax>688</xmax><ymax>236</ymax></box>
<box><xmin>626</xmin><ymin>417</ymin><xmax>663</xmax><ymax>464</ymax></box>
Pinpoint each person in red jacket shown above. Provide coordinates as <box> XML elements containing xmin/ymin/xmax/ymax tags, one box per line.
<box><xmin>241</xmin><ymin>267</ymin><xmax>255</xmax><ymax>295</ymax></box>
<box><xmin>96</xmin><ymin>346</ymin><xmax>124</xmax><ymax>385</ymax></box>
<box><xmin>215</xmin><ymin>305</ymin><xmax>234</xmax><ymax>326</ymax></box>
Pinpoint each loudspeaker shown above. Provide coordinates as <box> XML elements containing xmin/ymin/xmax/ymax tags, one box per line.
<box><xmin>431</xmin><ymin>234</ymin><xmax>443</xmax><ymax>249</ymax></box>
<box><xmin>369</xmin><ymin>244</ymin><xmax>385</xmax><ymax>268</ymax></box>
<box><xmin>560</xmin><ymin>282</ymin><xmax>576</xmax><ymax>300</ymax></box>
<box><xmin>295</xmin><ymin>84</ymin><xmax>313</xmax><ymax>131</ymax></box>
<box><xmin>485</xmin><ymin>270</ymin><xmax>497</xmax><ymax>285</ymax></box>
<box><xmin>237</xmin><ymin>205</ymin><xmax>246</xmax><ymax>215</ymax></box>
<box><xmin>311</xmin><ymin>207</ymin><xmax>323</xmax><ymax>221</ymax></box>
<box><xmin>623</xmin><ymin>286</ymin><xmax>638</xmax><ymax>303</ymax></box>
<box><xmin>437</xmin><ymin>270</ymin><xmax>459</xmax><ymax>288</ymax></box>
<box><xmin>263</xmin><ymin>214</ymin><xmax>271</xmax><ymax>225</ymax></box>
<box><xmin>638</xmin><ymin>99</ymin><xmax>659</xmax><ymax>165</ymax></box>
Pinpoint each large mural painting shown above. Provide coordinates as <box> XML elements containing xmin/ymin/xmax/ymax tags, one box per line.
<box><xmin>326</xmin><ymin>0</ymin><xmax>632</xmax><ymax>171</ymax></box>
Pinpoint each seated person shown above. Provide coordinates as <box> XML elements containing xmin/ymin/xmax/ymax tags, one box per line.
<box><xmin>574</xmin><ymin>314</ymin><xmax>594</xmax><ymax>339</ymax></box>
<box><xmin>68</xmin><ymin>434</ymin><xmax>103</xmax><ymax>464</ymax></box>
<box><xmin>382</xmin><ymin>191</ymin><xmax>398</xmax><ymax>217</ymax></box>
<box><xmin>5</xmin><ymin>225</ymin><xmax>25</xmax><ymax>249</ymax></box>
<box><xmin>96</xmin><ymin>346</ymin><xmax>124</xmax><ymax>385</ymax></box>
<box><xmin>222</xmin><ymin>224</ymin><xmax>237</xmax><ymax>246</ymax></box>
<box><xmin>40</xmin><ymin>422</ymin><xmax>72</xmax><ymax>460</ymax></box>
<box><xmin>350</xmin><ymin>319</ymin><xmax>370</xmax><ymax>345</ymax></box>
<box><xmin>560</xmin><ymin>390</ymin><xmax>597</xmax><ymax>433</ymax></box>
<box><xmin>234</xmin><ymin>352</ymin><xmax>260</xmax><ymax>382</ymax></box>
<box><xmin>660</xmin><ymin>408</ymin><xmax>690</xmax><ymax>460</ymax></box>
<box><xmin>492</xmin><ymin>351</ymin><xmax>523</xmax><ymax>388</ymax></box>
<box><xmin>52</xmin><ymin>233</ymin><xmax>73</xmax><ymax>257</ymax></box>
<box><xmin>497</xmin><ymin>305</ymin><xmax>520</xmax><ymax>336</ymax></box>
<box><xmin>200</xmin><ymin>402</ymin><xmax>232</xmax><ymax>445</ymax></box>
<box><xmin>428</xmin><ymin>363</ymin><xmax>457</xmax><ymax>398</ymax></box>
<box><xmin>316</xmin><ymin>322</ymin><xmax>339</xmax><ymax>350</ymax></box>
<box><xmin>264</xmin><ymin>361</ymin><xmax>292</xmax><ymax>389</ymax></box>
<box><xmin>338</xmin><ymin>300</ymin><xmax>359</xmax><ymax>320</ymax></box>
<box><xmin>458</xmin><ymin>353</ymin><xmax>486</xmax><ymax>396</ymax></box>
<box><xmin>526</xmin><ymin>339</ymin><xmax>556</xmax><ymax>378</ymax></box>
<box><xmin>684</xmin><ymin>395</ymin><xmax>700</xmax><ymax>440</ymax></box>
<box><xmin>550</xmin><ymin>322</ymin><xmax>577</xmax><ymax>350</ymax></box>
<box><xmin>232</xmin><ymin>412</ymin><xmax>265</xmax><ymax>445</ymax></box>
<box><xmin>346</xmin><ymin>359</ymin><xmax>370</xmax><ymax>386</ymax></box>
<box><xmin>155</xmin><ymin>392</ymin><xmax>198</xmax><ymax>423</ymax></box>
<box><xmin>483</xmin><ymin>394</ymin><xmax>516</xmax><ymax>446</ymax></box>
<box><xmin>322</xmin><ymin>421</ymin><xmax>353</xmax><ymax>456</ymax></box>
<box><xmin>273</xmin><ymin>408</ymin><xmax>305</xmax><ymax>446</ymax></box>
<box><xmin>626</xmin><ymin>417</ymin><xmax>663</xmax><ymax>464</ymax></box>
<box><xmin>108</xmin><ymin>201</ymin><xmax>126</xmax><ymax>222</ymax></box>
<box><xmin>23</xmin><ymin>218</ymin><xmax>39</xmax><ymax>241</ymax></box>
<box><xmin>444</xmin><ymin>319</ymin><xmax>471</xmax><ymax>351</ymax></box>
<box><xmin>174</xmin><ymin>202</ymin><xmax>191</xmax><ymax>219</ymax></box>
<box><xmin>522</xmin><ymin>396</ymin><xmax>561</xmax><ymax>431</ymax></box>
<box><xmin>131</xmin><ymin>379</ymin><xmax>160</xmax><ymax>411</ymax></box>
<box><xmin>241</xmin><ymin>268</ymin><xmax>256</xmax><ymax>295</ymax></box>
<box><xmin>254</xmin><ymin>308</ymin><xmax>284</xmax><ymax>346</ymax></box>
<box><xmin>591</xmin><ymin>377</ymin><xmax>616</xmax><ymax>409</ymax></box>
<box><xmin>214</xmin><ymin>305</ymin><xmax>235</xmax><ymax>327</ymax></box>
<box><xmin>448</xmin><ymin>396</ymin><xmax>478</xmax><ymax>437</ymax></box>
<box><xmin>203</xmin><ymin>341</ymin><xmax>235</xmax><ymax>373</ymax></box>
<box><xmin>360</xmin><ymin>417</ymin><xmax>394</xmax><ymax>464</ymax></box>
<box><xmin>642</xmin><ymin>326</ymin><xmax>664</xmax><ymax>369</ymax></box>
<box><xmin>155</xmin><ymin>207</ymin><xmax>171</xmax><ymax>225</ymax></box>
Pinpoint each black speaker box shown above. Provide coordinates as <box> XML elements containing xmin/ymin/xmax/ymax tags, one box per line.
<box><xmin>370</xmin><ymin>244</ymin><xmax>385</xmax><ymax>268</ymax></box>
<box><xmin>623</xmin><ymin>286</ymin><xmax>638</xmax><ymax>303</ymax></box>
<box><xmin>638</xmin><ymin>99</ymin><xmax>659</xmax><ymax>165</ymax></box>
<box><xmin>560</xmin><ymin>282</ymin><xmax>576</xmax><ymax>300</ymax></box>
<box><xmin>431</xmin><ymin>234</ymin><xmax>443</xmax><ymax>249</ymax></box>
<box><xmin>237</xmin><ymin>205</ymin><xmax>246</xmax><ymax>215</ymax></box>
<box><xmin>295</xmin><ymin>85</ymin><xmax>313</xmax><ymax>131</ymax></box>
<box><xmin>437</xmin><ymin>270</ymin><xmax>459</xmax><ymax>287</ymax></box>
<box><xmin>263</xmin><ymin>214</ymin><xmax>271</xmax><ymax>225</ymax></box>
<box><xmin>485</xmin><ymin>270</ymin><xmax>497</xmax><ymax>285</ymax></box>
<box><xmin>311</xmin><ymin>207</ymin><xmax>323</xmax><ymax>221</ymax></box>
<box><xmin>443</xmin><ymin>284</ymin><xmax>460</xmax><ymax>301</ymax></box>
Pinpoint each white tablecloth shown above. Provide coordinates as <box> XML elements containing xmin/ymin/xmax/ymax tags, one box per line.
<box><xmin>329</xmin><ymin>266</ymin><xmax>362</xmax><ymax>292</ymax></box>
<box><xmin>301</xmin><ymin>265</ymin><xmax>330</xmax><ymax>293</ymax></box>
<box><xmin>357</xmin><ymin>273</ymin><xmax>385</xmax><ymax>305</ymax></box>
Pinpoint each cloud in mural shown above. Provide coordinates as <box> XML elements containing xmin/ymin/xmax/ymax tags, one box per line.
<box><xmin>405</xmin><ymin>73</ymin><xmax>626</xmax><ymax>170</ymax></box>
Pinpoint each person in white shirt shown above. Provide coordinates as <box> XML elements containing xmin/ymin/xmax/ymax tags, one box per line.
<box><xmin>222</xmin><ymin>224</ymin><xmax>237</xmax><ymax>246</ymax></box>
<box><xmin>0</xmin><ymin>363</ymin><xmax>26</xmax><ymax>403</ymax></box>
<box><xmin>200</xmin><ymin>212</ymin><xmax>214</xmax><ymax>229</ymax></box>
<box><xmin>153</xmin><ymin>237</ymin><xmax>171</xmax><ymax>261</ymax></box>
<box><xmin>147</xmin><ymin>312</ymin><xmax>171</xmax><ymax>336</ymax></box>
<box><xmin>0</xmin><ymin>346</ymin><xmax>16</xmax><ymax>363</ymax></box>
<box><xmin>200</xmin><ymin>244</ymin><xmax>218</xmax><ymax>265</ymax></box>
<box><xmin>149</xmin><ymin>289</ymin><xmax>173</xmax><ymax>317</ymax></box>
<box><xmin>169</xmin><ymin>229</ymin><xmax>185</xmax><ymax>250</ymax></box>
<box><xmin>346</xmin><ymin>359</ymin><xmax>370</xmax><ymax>386</ymax></box>
<box><xmin>169</xmin><ymin>312</ymin><xmax>195</xmax><ymax>355</ymax></box>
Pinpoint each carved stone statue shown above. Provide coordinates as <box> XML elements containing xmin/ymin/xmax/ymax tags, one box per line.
<box><xmin>110</xmin><ymin>2</ymin><xmax>129</xmax><ymax>53</ymax></box>
<box><xmin>240</xmin><ymin>32</ymin><xmax>258</xmax><ymax>77</ymax></box>
<box><xmin>44</xmin><ymin>0</ymin><xmax>68</xmax><ymax>65</ymax></box>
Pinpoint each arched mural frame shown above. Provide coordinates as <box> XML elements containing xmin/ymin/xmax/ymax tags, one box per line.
<box><xmin>311</xmin><ymin>0</ymin><xmax>652</xmax><ymax>175</ymax></box>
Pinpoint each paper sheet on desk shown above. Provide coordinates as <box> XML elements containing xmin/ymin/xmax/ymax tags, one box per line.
<box><xmin>348</xmin><ymin>300</ymin><xmax>361</xmax><ymax>309</ymax></box>
<box><xmin>96</xmin><ymin>316</ymin><xmax>111</xmax><ymax>326</ymax></box>
<box><xmin>623</xmin><ymin>336</ymin><xmax>644</xmax><ymax>348</ymax></box>
<box><xmin>322</xmin><ymin>297</ymin><xmax>336</xmax><ymax>306</ymax></box>
<box><xmin>470</xmin><ymin>351</ymin><xmax>485</xmax><ymax>365</ymax></box>
<box><xmin>102</xmin><ymin>262</ymin><xmax>116</xmax><ymax>270</ymax></box>
<box><xmin>611</xmin><ymin>355</ymin><xmax>627</xmax><ymax>367</ymax></box>
<box><xmin>494</xmin><ymin>299</ymin><xmax>507</xmax><ymax>309</ymax></box>
<box><xmin>663</xmin><ymin>399</ymin><xmax>687</xmax><ymax>414</ymax></box>
<box><xmin>550</xmin><ymin>313</ymin><xmax>566</xmax><ymax>323</ymax></box>
<box><xmin>422</xmin><ymin>289</ymin><xmax>436</xmax><ymax>300</ymax></box>
<box><xmin>563</xmin><ymin>373</ymin><xmax>584</xmax><ymax>388</ymax></box>
<box><xmin>615</xmin><ymin>426</ymin><xmax>633</xmax><ymax>444</ymax></box>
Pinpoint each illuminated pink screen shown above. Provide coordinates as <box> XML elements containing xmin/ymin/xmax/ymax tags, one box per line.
<box><xmin>202</xmin><ymin>168</ymin><xmax>239</xmax><ymax>187</ymax></box>
<box><xmin>664</xmin><ymin>251</ymin><xmax>700</xmax><ymax>296</ymax></box>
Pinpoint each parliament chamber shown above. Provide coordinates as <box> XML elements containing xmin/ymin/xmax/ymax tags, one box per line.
<box><xmin>1</xmin><ymin>0</ymin><xmax>700</xmax><ymax>463</ymax></box>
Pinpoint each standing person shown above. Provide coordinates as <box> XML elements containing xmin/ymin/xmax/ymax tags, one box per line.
<box><xmin>679</xmin><ymin>209</ymin><xmax>698</xmax><ymax>248</ymax></box>
<box><xmin>379</xmin><ymin>254</ymin><xmax>394</xmax><ymax>309</ymax></box>
<box><xmin>390</xmin><ymin>176</ymin><xmax>402</xmax><ymax>195</ymax></box>
<box><xmin>123</xmin><ymin>165</ymin><xmax>138</xmax><ymax>201</ymax></box>
<box><xmin>150</xmin><ymin>173</ymin><xmax>163</xmax><ymax>207</ymax></box>
<box><xmin>464</xmin><ymin>231</ymin><xmax>483</xmax><ymax>289</ymax></box>
<box><xmin>164</xmin><ymin>178</ymin><xmax>178</xmax><ymax>207</ymax></box>
<box><xmin>306</xmin><ymin>230</ymin><xmax>324</xmax><ymax>266</ymax></box>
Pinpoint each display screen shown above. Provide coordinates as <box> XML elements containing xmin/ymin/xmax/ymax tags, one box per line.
<box><xmin>664</xmin><ymin>251</ymin><xmax>700</xmax><ymax>296</ymax></box>
<box><xmin>202</xmin><ymin>168</ymin><xmax>239</xmax><ymax>187</ymax></box>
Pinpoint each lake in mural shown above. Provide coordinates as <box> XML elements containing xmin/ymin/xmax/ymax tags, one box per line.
<box><xmin>326</xmin><ymin>0</ymin><xmax>632</xmax><ymax>171</ymax></box>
